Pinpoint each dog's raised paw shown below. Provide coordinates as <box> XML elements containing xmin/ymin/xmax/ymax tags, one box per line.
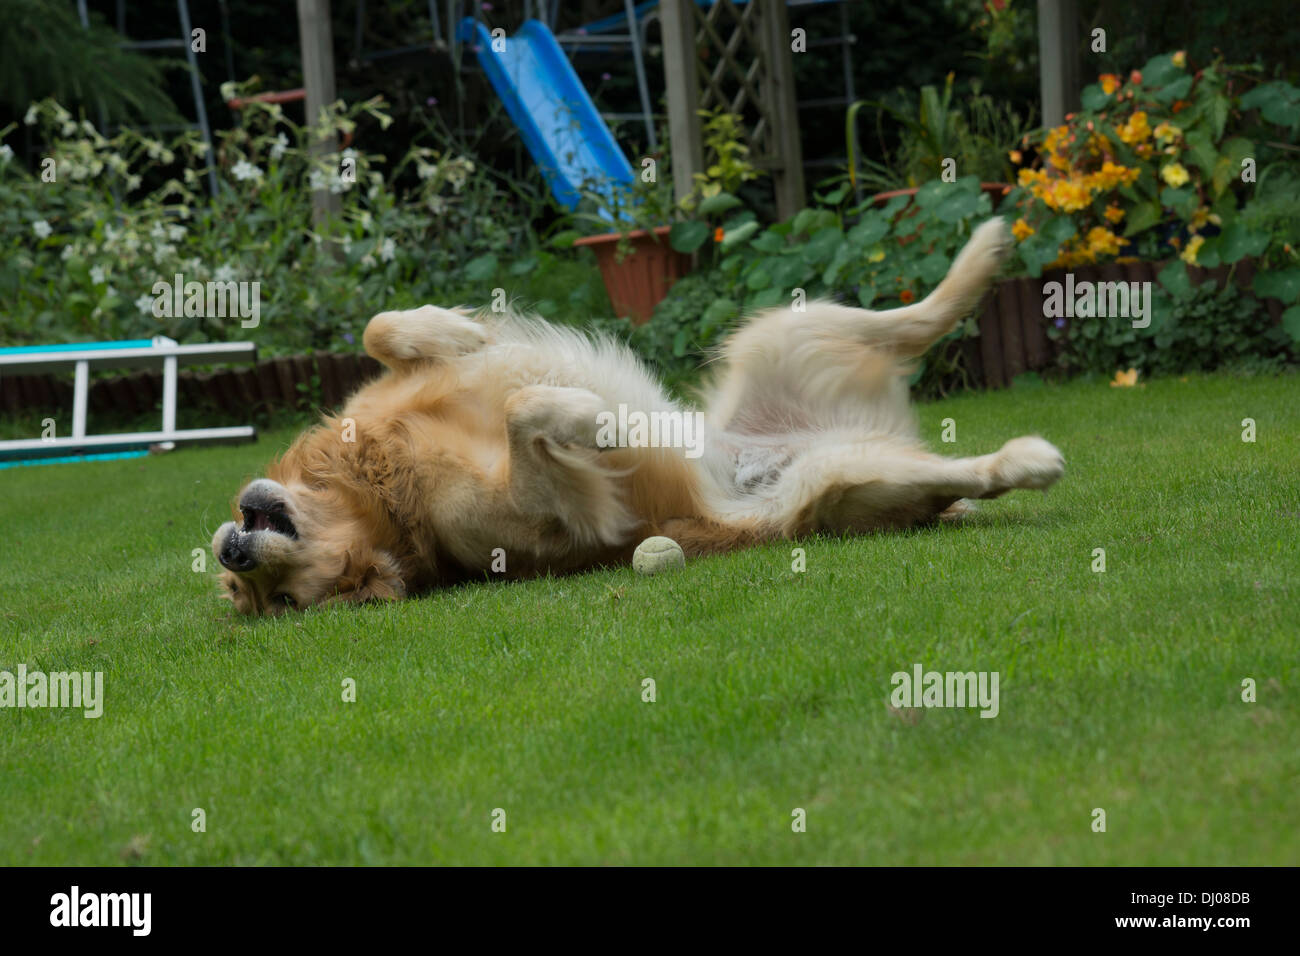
<box><xmin>995</xmin><ymin>436</ymin><xmax>1065</xmax><ymax>491</ymax></box>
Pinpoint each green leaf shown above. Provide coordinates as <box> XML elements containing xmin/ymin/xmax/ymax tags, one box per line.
<box><xmin>1081</xmin><ymin>83</ymin><xmax>1111</xmax><ymax>111</ymax></box>
<box><xmin>1160</xmin><ymin>186</ymin><xmax>1198</xmax><ymax>219</ymax></box>
<box><xmin>672</xmin><ymin>327</ymin><xmax>689</xmax><ymax>356</ymax></box>
<box><xmin>745</xmin><ymin>266</ymin><xmax>772</xmax><ymax>291</ymax></box>
<box><xmin>1252</xmin><ymin>268</ymin><xmax>1300</xmax><ymax>304</ymax></box>
<box><xmin>1157</xmin><ymin>260</ymin><xmax>1193</xmax><ymax>299</ymax></box>
<box><xmin>463</xmin><ymin>253</ymin><xmax>498</xmax><ymax>281</ymax></box>
<box><xmin>917</xmin><ymin>251</ymin><xmax>950</xmax><ymax>285</ymax></box>
<box><xmin>548</xmin><ymin>229</ymin><xmax>580</xmax><ymax>249</ymax></box>
<box><xmin>668</xmin><ymin>220</ymin><xmax>710</xmax><ymax>253</ymax></box>
<box><xmin>696</xmin><ymin>192</ymin><xmax>742</xmax><ymax>216</ymax></box>
<box><xmin>1282</xmin><ymin>305</ymin><xmax>1300</xmax><ymax>344</ymax></box>
<box><xmin>801</xmin><ymin>226</ymin><xmax>844</xmax><ymax>265</ymax></box>
<box><xmin>1239</xmin><ymin>81</ymin><xmax>1300</xmax><ymax>128</ymax></box>
<box><xmin>1140</xmin><ymin>52</ymin><xmax>1182</xmax><ymax>90</ymax></box>
<box><xmin>1182</xmin><ymin>130</ymin><xmax>1219</xmax><ymax>179</ymax></box>
<box><xmin>721</xmin><ymin>220</ymin><xmax>760</xmax><ymax>251</ymax></box>
<box><xmin>1215</xmin><ymin>221</ymin><xmax>1270</xmax><ymax>263</ymax></box>
<box><xmin>750</xmin><ymin>231</ymin><xmax>785</xmax><ymax>253</ymax></box>
<box><xmin>1152</xmin><ymin>74</ymin><xmax>1193</xmax><ymax>104</ymax></box>
<box><xmin>748</xmin><ymin>286</ymin><xmax>786</xmax><ymax>309</ymax></box>
<box><xmin>847</xmin><ymin>216</ymin><xmax>888</xmax><ymax>247</ymax></box>
<box><xmin>1123</xmin><ymin>200</ymin><xmax>1163</xmax><ymax>237</ymax></box>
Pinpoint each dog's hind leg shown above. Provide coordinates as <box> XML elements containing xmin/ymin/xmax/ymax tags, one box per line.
<box><xmin>363</xmin><ymin>305</ymin><xmax>490</xmax><ymax>373</ymax></box>
<box><xmin>761</xmin><ymin>434</ymin><xmax>1064</xmax><ymax>535</ymax></box>
<box><xmin>704</xmin><ymin>219</ymin><xmax>1010</xmax><ymax>432</ymax></box>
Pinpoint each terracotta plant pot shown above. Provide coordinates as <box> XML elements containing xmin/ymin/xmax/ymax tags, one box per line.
<box><xmin>573</xmin><ymin>225</ymin><xmax>692</xmax><ymax>324</ymax></box>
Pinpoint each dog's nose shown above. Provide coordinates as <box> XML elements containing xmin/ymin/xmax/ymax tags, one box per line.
<box><xmin>219</xmin><ymin>532</ymin><xmax>257</xmax><ymax>572</ymax></box>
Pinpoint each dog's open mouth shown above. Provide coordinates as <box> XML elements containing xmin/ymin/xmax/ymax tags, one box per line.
<box><xmin>241</xmin><ymin>505</ymin><xmax>298</xmax><ymax>538</ymax></box>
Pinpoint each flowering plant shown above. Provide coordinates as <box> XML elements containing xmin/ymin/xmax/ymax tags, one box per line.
<box><xmin>1006</xmin><ymin>51</ymin><xmax>1300</xmax><ymax>286</ymax></box>
<box><xmin>0</xmin><ymin>89</ymin><xmax>543</xmax><ymax>353</ymax></box>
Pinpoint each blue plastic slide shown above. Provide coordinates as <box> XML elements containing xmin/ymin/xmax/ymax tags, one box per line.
<box><xmin>457</xmin><ymin>18</ymin><xmax>635</xmax><ymax>219</ymax></box>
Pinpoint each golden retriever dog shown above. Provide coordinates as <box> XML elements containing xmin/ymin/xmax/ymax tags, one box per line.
<box><xmin>213</xmin><ymin>218</ymin><xmax>1063</xmax><ymax>614</ymax></box>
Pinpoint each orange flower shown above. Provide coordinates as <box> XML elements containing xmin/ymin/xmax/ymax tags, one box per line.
<box><xmin>1110</xmin><ymin>368</ymin><xmax>1139</xmax><ymax>388</ymax></box>
<box><xmin>1008</xmin><ymin>149</ymin><xmax>1023</xmax><ymax>164</ymax></box>
<box><xmin>1172</xmin><ymin>50</ymin><xmax>1186</xmax><ymax>68</ymax></box>
<box><xmin>1103</xmin><ymin>203</ymin><xmax>1125</xmax><ymax>223</ymax></box>
<box><xmin>899</xmin><ymin>289</ymin><xmax>915</xmax><ymax>304</ymax></box>
<box><xmin>1099</xmin><ymin>73</ymin><xmax>1121</xmax><ymax>95</ymax></box>
<box><xmin>1129</xmin><ymin>69</ymin><xmax>1143</xmax><ymax>85</ymax></box>
<box><xmin>1011</xmin><ymin>218</ymin><xmax>1035</xmax><ymax>241</ymax></box>
<box><xmin>713</xmin><ymin>227</ymin><xmax>725</xmax><ymax>243</ymax></box>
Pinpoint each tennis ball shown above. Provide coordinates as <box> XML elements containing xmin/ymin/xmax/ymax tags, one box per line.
<box><xmin>633</xmin><ymin>536</ymin><xmax>685</xmax><ymax>575</ymax></box>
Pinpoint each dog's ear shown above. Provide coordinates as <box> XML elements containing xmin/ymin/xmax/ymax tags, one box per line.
<box><xmin>329</xmin><ymin>549</ymin><xmax>406</xmax><ymax>604</ymax></box>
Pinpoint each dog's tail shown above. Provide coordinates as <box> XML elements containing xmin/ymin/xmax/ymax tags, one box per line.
<box><xmin>921</xmin><ymin>217</ymin><xmax>1012</xmax><ymax>323</ymax></box>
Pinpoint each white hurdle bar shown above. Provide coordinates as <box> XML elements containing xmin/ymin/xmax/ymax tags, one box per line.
<box><xmin>0</xmin><ymin>336</ymin><xmax>258</xmax><ymax>459</ymax></box>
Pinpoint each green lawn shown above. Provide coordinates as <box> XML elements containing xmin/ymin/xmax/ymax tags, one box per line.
<box><xmin>2</xmin><ymin>370</ymin><xmax>1297</xmax><ymax>865</ymax></box>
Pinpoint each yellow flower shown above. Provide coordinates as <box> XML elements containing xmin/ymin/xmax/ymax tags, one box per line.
<box><xmin>1189</xmin><ymin>206</ymin><xmax>1210</xmax><ymax>231</ymax></box>
<box><xmin>1099</xmin><ymin>73</ymin><xmax>1122</xmax><ymax>95</ymax></box>
<box><xmin>1153</xmin><ymin>122</ymin><xmax>1182</xmax><ymax>143</ymax></box>
<box><xmin>1116</xmin><ymin>111</ymin><xmax>1152</xmax><ymax>145</ymax></box>
<box><xmin>1110</xmin><ymin>368</ymin><xmax>1139</xmax><ymax>387</ymax></box>
<box><xmin>1104</xmin><ymin>203</ymin><xmax>1125</xmax><ymax>223</ymax></box>
<box><xmin>1086</xmin><ymin>226</ymin><xmax>1128</xmax><ymax>257</ymax></box>
<box><xmin>1180</xmin><ymin>234</ymin><xmax>1205</xmax><ymax>264</ymax></box>
<box><xmin>1172</xmin><ymin>50</ymin><xmax>1186</xmax><ymax>68</ymax></box>
<box><xmin>1011</xmin><ymin>218</ymin><xmax>1035</xmax><ymax>241</ymax></box>
<box><xmin>1160</xmin><ymin>162</ymin><xmax>1190</xmax><ymax>188</ymax></box>
<box><xmin>1008</xmin><ymin>149</ymin><xmax>1023</xmax><ymax>164</ymax></box>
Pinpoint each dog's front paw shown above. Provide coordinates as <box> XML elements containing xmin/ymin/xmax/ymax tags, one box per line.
<box><xmin>506</xmin><ymin>385</ymin><xmax>608</xmax><ymax>449</ymax></box>
<box><xmin>995</xmin><ymin>436</ymin><xmax>1064</xmax><ymax>491</ymax></box>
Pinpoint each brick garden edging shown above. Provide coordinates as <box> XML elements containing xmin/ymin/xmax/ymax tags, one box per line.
<box><xmin>970</xmin><ymin>257</ymin><xmax>1283</xmax><ymax>388</ymax></box>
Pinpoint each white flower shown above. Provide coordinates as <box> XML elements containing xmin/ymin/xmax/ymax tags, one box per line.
<box><xmin>23</xmin><ymin>105</ymin><xmax>38</xmax><ymax>126</ymax></box>
<box><xmin>360</xmin><ymin>254</ymin><xmax>376</xmax><ymax>270</ymax></box>
<box><xmin>231</xmin><ymin>159</ymin><xmax>264</xmax><ymax>182</ymax></box>
<box><xmin>152</xmin><ymin>242</ymin><xmax>177</xmax><ymax>264</ymax></box>
<box><xmin>90</xmin><ymin>265</ymin><xmax>106</xmax><ymax>284</ymax></box>
<box><xmin>214</xmin><ymin>264</ymin><xmax>237</xmax><ymax>282</ymax></box>
<box><xmin>167</xmin><ymin>224</ymin><xmax>186</xmax><ymax>241</ymax></box>
<box><xmin>308</xmin><ymin>168</ymin><xmax>327</xmax><ymax>191</ymax></box>
<box><xmin>104</xmin><ymin>285</ymin><xmax>116</xmax><ymax>298</ymax></box>
<box><xmin>150</xmin><ymin>222</ymin><xmax>167</xmax><ymax>241</ymax></box>
<box><xmin>341</xmin><ymin>147</ymin><xmax>358</xmax><ymax>162</ymax></box>
<box><xmin>341</xmin><ymin>237</ymin><xmax>353</xmax><ymax>255</ymax></box>
<box><xmin>60</xmin><ymin>121</ymin><xmax>77</xmax><ymax>137</ymax></box>
<box><xmin>0</xmin><ymin>144</ymin><xmax>13</xmax><ymax>164</ymax></box>
<box><xmin>134</xmin><ymin>293</ymin><xmax>156</xmax><ymax>315</ymax></box>
<box><xmin>104</xmin><ymin>224</ymin><xmax>120</xmax><ymax>243</ymax></box>
<box><xmin>270</xmin><ymin>133</ymin><xmax>289</xmax><ymax>160</ymax></box>
<box><xmin>32</xmin><ymin>220</ymin><xmax>52</xmax><ymax>239</ymax></box>
<box><xmin>61</xmin><ymin>244</ymin><xmax>76</xmax><ymax>261</ymax></box>
<box><xmin>379</xmin><ymin>238</ymin><xmax>396</xmax><ymax>262</ymax></box>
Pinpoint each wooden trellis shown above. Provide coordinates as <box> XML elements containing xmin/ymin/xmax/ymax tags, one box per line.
<box><xmin>660</xmin><ymin>0</ymin><xmax>805</xmax><ymax>219</ymax></box>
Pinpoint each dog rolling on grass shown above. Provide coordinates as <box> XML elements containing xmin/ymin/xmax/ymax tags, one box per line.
<box><xmin>213</xmin><ymin>218</ymin><xmax>1064</xmax><ymax>614</ymax></box>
